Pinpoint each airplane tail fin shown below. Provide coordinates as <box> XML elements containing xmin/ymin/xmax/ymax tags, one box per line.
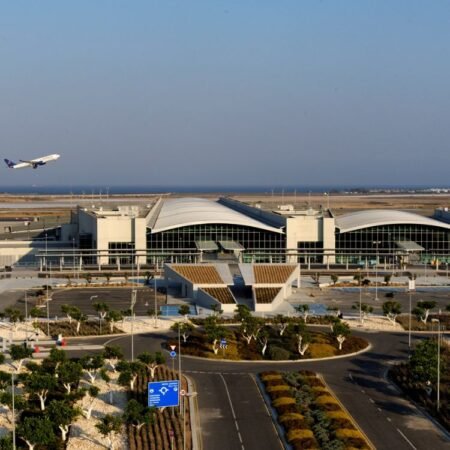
<box><xmin>4</xmin><ymin>159</ymin><xmax>15</xmax><ymax>168</ymax></box>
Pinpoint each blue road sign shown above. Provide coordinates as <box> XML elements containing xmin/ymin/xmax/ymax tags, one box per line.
<box><xmin>170</xmin><ymin>351</ymin><xmax>177</xmax><ymax>358</ymax></box>
<box><xmin>220</xmin><ymin>338</ymin><xmax>227</xmax><ymax>349</ymax></box>
<box><xmin>148</xmin><ymin>380</ymin><xmax>179</xmax><ymax>408</ymax></box>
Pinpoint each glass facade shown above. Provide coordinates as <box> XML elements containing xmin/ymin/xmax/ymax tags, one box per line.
<box><xmin>147</xmin><ymin>223</ymin><xmax>286</xmax><ymax>263</ymax></box>
<box><xmin>336</xmin><ymin>224</ymin><xmax>450</xmax><ymax>264</ymax></box>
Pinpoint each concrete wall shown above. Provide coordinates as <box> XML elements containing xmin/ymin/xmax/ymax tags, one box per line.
<box><xmin>77</xmin><ymin>209</ymin><xmax>147</xmax><ymax>265</ymax></box>
<box><xmin>285</xmin><ymin>213</ymin><xmax>335</xmax><ymax>263</ymax></box>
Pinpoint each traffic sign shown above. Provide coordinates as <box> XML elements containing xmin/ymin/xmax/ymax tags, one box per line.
<box><xmin>148</xmin><ymin>380</ymin><xmax>179</xmax><ymax>408</ymax></box>
<box><xmin>220</xmin><ymin>338</ymin><xmax>227</xmax><ymax>349</ymax></box>
<box><xmin>170</xmin><ymin>345</ymin><xmax>176</xmax><ymax>351</ymax></box>
<box><xmin>180</xmin><ymin>389</ymin><xmax>186</xmax><ymax>396</ymax></box>
<box><xmin>170</xmin><ymin>350</ymin><xmax>177</xmax><ymax>358</ymax></box>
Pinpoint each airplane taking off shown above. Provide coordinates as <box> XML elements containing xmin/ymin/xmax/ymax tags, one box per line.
<box><xmin>4</xmin><ymin>154</ymin><xmax>60</xmax><ymax>169</ymax></box>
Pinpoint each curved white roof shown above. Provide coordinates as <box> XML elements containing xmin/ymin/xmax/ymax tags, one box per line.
<box><xmin>336</xmin><ymin>209</ymin><xmax>450</xmax><ymax>233</ymax></box>
<box><xmin>150</xmin><ymin>198</ymin><xmax>284</xmax><ymax>234</ymax></box>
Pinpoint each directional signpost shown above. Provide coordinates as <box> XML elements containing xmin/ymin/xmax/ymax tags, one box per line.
<box><xmin>148</xmin><ymin>380</ymin><xmax>179</xmax><ymax>408</ymax></box>
<box><xmin>220</xmin><ymin>338</ymin><xmax>227</xmax><ymax>356</ymax></box>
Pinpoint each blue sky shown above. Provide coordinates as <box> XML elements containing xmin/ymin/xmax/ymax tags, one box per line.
<box><xmin>1</xmin><ymin>1</ymin><xmax>450</xmax><ymax>188</ymax></box>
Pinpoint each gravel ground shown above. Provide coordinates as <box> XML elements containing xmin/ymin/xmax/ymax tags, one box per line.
<box><xmin>67</xmin><ymin>371</ymin><xmax>129</xmax><ymax>450</ymax></box>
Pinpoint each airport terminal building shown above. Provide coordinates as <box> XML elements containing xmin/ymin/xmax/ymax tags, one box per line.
<box><xmin>2</xmin><ymin>196</ymin><xmax>450</xmax><ymax>269</ymax></box>
<box><xmin>54</xmin><ymin>197</ymin><xmax>450</xmax><ymax>269</ymax></box>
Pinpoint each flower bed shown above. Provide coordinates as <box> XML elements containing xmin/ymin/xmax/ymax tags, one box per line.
<box><xmin>260</xmin><ymin>370</ymin><xmax>372</xmax><ymax>449</ymax></box>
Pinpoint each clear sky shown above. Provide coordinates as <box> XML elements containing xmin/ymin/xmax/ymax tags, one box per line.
<box><xmin>1</xmin><ymin>1</ymin><xmax>450</xmax><ymax>188</ymax></box>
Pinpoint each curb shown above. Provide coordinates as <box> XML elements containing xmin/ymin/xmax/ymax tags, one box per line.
<box><xmin>252</xmin><ymin>374</ymin><xmax>288</xmax><ymax>449</ymax></box>
<box><xmin>185</xmin><ymin>374</ymin><xmax>202</xmax><ymax>450</ymax></box>
<box><xmin>180</xmin><ymin>343</ymin><xmax>372</xmax><ymax>364</ymax></box>
<box><xmin>318</xmin><ymin>374</ymin><xmax>376</xmax><ymax>450</ymax></box>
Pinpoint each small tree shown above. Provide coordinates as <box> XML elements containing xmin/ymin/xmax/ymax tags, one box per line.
<box><xmin>81</xmin><ymin>385</ymin><xmax>100</xmax><ymax>419</ymax></box>
<box><xmin>83</xmin><ymin>273</ymin><xmax>92</xmax><ymax>285</ymax></box>
<box><xmin>257</xmin><ymin>328</ymin><xmax>269</xmax><ymax>356</ymax></box>
<box><xmin>295</xmin><ymin>304</ymin><xmax>310</xmax><ymax>323</ymax></box>
<box><xmin>106</xmin><ymin>310</ymin><xmax>123</xmax><ymax>333</ymax></box>
<box><xmin>9</xmin><ymin>345</ymin><xmax>33</xmax><ymax>371</ymax></box>
<box><xmin>57</xmin><ymin>361</ymin><xmax>83</xmax><ymax>394</ymax></box>
<box><xmin>23</xmin><ymin>372</ymin><xmax>56</xmax><ymax>410</ymax></box>
<box><xmin>80</xmin><ymin>355</ymin><xmax>104</xmax><ymax>384</ymax></box>
<box><xmin>292</xmin><ymin>323</ymin><xmax>310</xmax><ymax>356</ymax></box>
<box><xmin>171</xmin><ymin>322</ymin><xmax>194</xmax><ymax>343</ymax></box>
<box><xmin>204</xmin><ymin>316</ymin><xmax>227</xmax><ymax>355</ymax></box>
<box><xmin>238</xmin><ymin>316</ymin><xmax>263</xmax><ymax>344</ymax></box>
<box><xmin>95</xmin><ymin>414</ymin><xmax>122</xmax><ymax>450</ymax></box>
<box><xmin>413</xmin><ymin>300</ymin><xmax>437</xmax><ymax>324</ymax></box>
<box><xmin>353</xmin><ymin>272</ymin><xmax>363</xmax><ymax>286</ymax></box>
<box><xmin>104</xmin><ymin>273</ymin><xmax>112</xmax><ymax>285</ymax></box>
<box><xmin>123</xmin><ymin>399</ymin><xmax>155</xmax><ymax>431</ymax></box>
<box><xmin>29</xmin><ymin>307</ymin><xmax>43</xmax><ymax>324</ymax></box>
<box><xmin>178</xmin><ymin>304</ymin><xmax>191</xmax><ymax>320</ymax></box>
<box><xmin>100</xmin><ymin>368</ymin><xmax>114</xmax><ymax>404</ymax></box>
<box><xmin>93</xmin><ymin>302</ymin><xmax>110</xmax><ymax>331</ymax></box>
<box><xmin>273</xmin><ymin>315</ymin><xmax>291</xmax><ymax>336</ymax></box>
<box><xmin>409</xmin><ymin>338</ymin><xmax>445</xmax><ymax>383</ymax></box>
<box><xmin>47</xmin><ymin>399</ymin><xmax>81</xmax><ymax>441</ymax></box>
<box><xmin>330</xmin><ymin>274</ymin><xmax>339</xmax><ymax>285</ymax></box>
<box><xmin>384</xmin><ymin>274</ymin><xmax>392</xmax><ymax>286</ymax></box>
<box><xmin>0</xmin><ymin>371</ymin><xmax>10</xmax><ymax>391</ymax></box>
<box><xmin>137</xmin><ymin>352</ymin><xmax>165</xmax><ymax>379</ymax></box>
<box><xmin>48</xmin><ymin>347</ymin><xmax>67</xmax><ymax>372</ymax></box>
<box><xmin>0</xmin><ymin>392</ymin><xmax>26</xmax><ymax>424</ymax></box>
<box><xmin>0</xmin><ymin>433</ymin><xmax>13</xmax><ymax>449</ymax></box>
<box><xmin>351</xmin><ymin>302</ymin><xmax>373</xmax><ymax>323</ymax></box>
<box><xmin>61</xmin><ymin>304</ymin><xmax>77</xmax><ymax>324</ymax></box>
<box><xmin>103</xmin><ymin>346</ymin><xmax>123</xmax><ymax>372</ymax></box>
<box><xmin>382</xmin><ymin>301</ymin><xmax>402</xmax><ymax>324</ymax></box>
<box><xmin>117</xmin><ymin>361</ymin><xmax>145</xmax><ymax>390</ymax></box>
<box><xmin>17</xmin><ymin>416</ymin><xmax>55</xmax><ymax>450</ymax></box>
<box><xmin>234</xmin><ymin>304</ymin><xmax>252</xmax><ymax>323</ymax></box>
<box><xmin>332</xmin><ymin>321</ymin><xmax>351</xmax><ymax>350</ymax></box>
<box><xmin>4</xmin><ymin>308</ymin><xmax>24</xmax><ymax>331</ymax></box>
<box><xmin>71</xmin><ymin>307</ymin><xmax>88</xmax><ymax>333</ymax></box>
<box><xmin>144</xmin><ymin>271</ymin><xmax>152</xmax><ymax>285</ymax></box>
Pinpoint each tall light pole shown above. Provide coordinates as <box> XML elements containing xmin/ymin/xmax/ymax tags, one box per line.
<box><xmin>154</xmin><ymin>276</ymin><xmax>158</xmax><ymax>328</ymax></box>
<box><xmin>130</xmin><ymin>289</ymin><xmax>137</xmax><ymax>361</ymax></box>
<box><xmin>12</xmin><ymin>370</ymin><xmax>15</xmax><ymax>450</ymax></box>
<box><xmin>431</xmin><ymin>318</ymin><xmax>441</xmax><ymax>411</ymax></box>
<box><xmin>373</xmin><ymin>240</ymin><xmax>381</xmax><ymax>301</ymax></box>
<box><xmin>358</xmin><ymin>268</ymin><xmax>362</xmax><ymax>323</ymax></box>
<box><xmin>408</xmin><ymin>289</ymin><xmax>412</xmax><ymax>349</ymax></box>
<box><xmin>24</xmin><ymin>291</ymin><xmax>28</xmax><ymax>343</ymax></box>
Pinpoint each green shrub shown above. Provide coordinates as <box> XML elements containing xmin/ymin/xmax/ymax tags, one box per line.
<box><xmin>268</xmin><ymin>346</ymin><xmax>291</xmax><ymax>360</ymax></box>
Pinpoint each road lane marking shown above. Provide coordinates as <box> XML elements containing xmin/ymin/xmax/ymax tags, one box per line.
<box><xmin>397</xmin><ymin>428</ymin><xmax>417</xmax><ymax>450</ymax></box>
<box><xmin>219</xmin><ymin>374</ymin><xmax>245</xmax><ymax>450</ymax></box>
<box><xmin>387</xmin><ymin>417</ymin><xmax>392</xmax><ymax>422</ymax></box>
<box><xmin>369</xmin><ymin>398</ymin><xmax>375</xmax><ymax>404</ymax></box>
<box><xmin>377</xmin><ymin>408</ymin><xmax>382</xmax><ymax>412</ymax></box>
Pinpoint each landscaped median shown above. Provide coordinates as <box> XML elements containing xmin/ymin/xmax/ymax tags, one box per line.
<box><xmin>173</xmin><ymin>306</ymin><xmax>369</xmax><ymax>361</ymax></box>
<box><xmin>259</xmin><ymin>370</ymin><xmax>374</xmax><ymax>450</ymax></box>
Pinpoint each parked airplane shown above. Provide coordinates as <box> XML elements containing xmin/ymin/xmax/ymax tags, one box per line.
<box><xmin>4</xmin><ymin>154</ymin><xmax>60</xmax><ymax>169</ymax></box>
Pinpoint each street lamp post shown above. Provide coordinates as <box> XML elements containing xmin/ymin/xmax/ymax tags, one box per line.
<box><xmin>24</xmin><ymin>291</ymin><xmax>28</xmax><ymax>343</ymax></box>
<box><xmin>408</xmin><ymin>290</ymin><xmax>412</xmax><ymax>348</ymax></box>
<box><xmin>431</xmin><ymin>318</ymin><xmax>441</xmax><ymax>412</ymax></box>
<box><xmin>12</xmin><ymin>371</ymin><xmax>15</xmax><ymax>450</ymax></box>
<box><xmin>154</xmin><ymin>276</ymin><xmax>158</xmax><ymax>328</ymax></box>
<box><xmin>373</xmin><ymin>241</ymin><xmax>381</xmax><ymax>301</ymax></box>
<box><xmin>130</xmin><ymin>289</ymin><xmax>137</xmax><ymax>361</ymax></box>
<box><xmin>358</xmin><ymin>269</ymin><xmax>362</xmax><ymax>323</ymax></box>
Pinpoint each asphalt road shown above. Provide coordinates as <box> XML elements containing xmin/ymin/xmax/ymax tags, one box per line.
<box><xmin>75</xmin><ymin>330</ymin><xmax>449</xmax><ymax>450</ymax></box>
